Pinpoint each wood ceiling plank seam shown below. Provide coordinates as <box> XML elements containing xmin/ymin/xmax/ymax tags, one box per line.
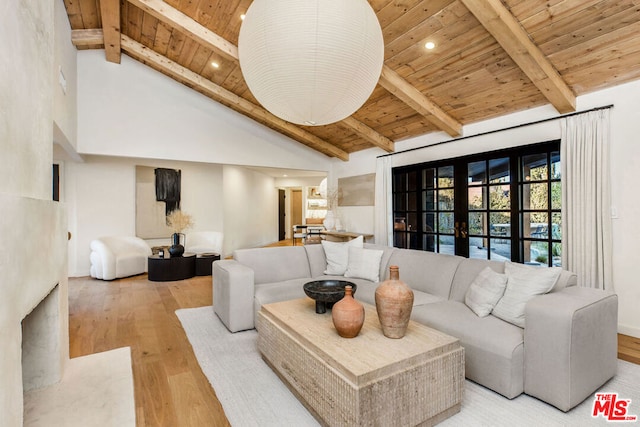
<box><xmin>126</xmin><ymin>2</ymin><xmax>144</xmax><ymax>41</ymax></box>
<box><xmin>532</xmin><ymin>3</ymin><xmax>640</xmax><ymax>52</ymax></box>
<box><xmin>139</xmin><ymin>11</ymin><xmax>159</xmax><ymax>50</ymax></box>
<box><xmin>518</xmin><ymin>0</ymin><xmax>606</xmax><ymax>34</ymax></box>
<box><xmin>177</xmin><ymin>39</ymin><xmax>201</xmax><ymax>67</ymax></box>
<box><xmin>152</xmin><ymin>21</ymin><xmax>173</xmax><ymax>55</ymax></box>
<box><xmin>190</xmin><ymin>45</ymin><xmax>216</xmax><ymax>75</ymax></box>
<box><xmin>507</xmin><ymin>0</ymin><xmax>566</xmax><ymax>21</ymax></box>
<box><xmin>119</xmin><ymin>35</ymin><xmax>349</xmax><ymax>160</ymax></box>
<box><xmin>64</xmin><ymin>0</ymin><xmax>86</xmax><ymax>29</ymax></box>
<box><xmin>549</xmin><ymin>30</ymin><xmax>640</xmax><ymax>75</ymax></box>
<box><xmin>166</xmin><ymin>29</ymin><xmax>188</xmax><ymax>63</ymax></box>
<box><xmin>127</xmin><ymin>0</ymin><xmax>239</xmax><ymax>62</ymax></box>
<box><xmin>460</xmin><ymin>0</ymin><xmax>576</xmax><ymax>113</ymax></box>
<box><xmin>78</xmin><ymin>0</ymin><xmax>100</xmax><ymax>29</ymax></box>
<box><xmin>383</xmin><ymin>14</ymin><xmax>444</xmax><ymax>60</ymax></box>
<box><xmin>219</xmin><ymin>1</ymin><xmax>249</xmax><ymax>43</ymax></box>
<box><xmin>176</xmin><ymin>0</ymin><xmax>203</xmax><ymax>20</ymax></box>
<box><xmin>381</xmin><ymin>0</ymin><xmax>455</xmax><ymax>45</ymax></box>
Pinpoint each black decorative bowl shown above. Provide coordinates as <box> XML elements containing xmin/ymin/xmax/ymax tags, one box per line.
<box><xmin>303</xmin><ymin>280</ymin><xmax>357</xmax><ymax>314</ymax></box>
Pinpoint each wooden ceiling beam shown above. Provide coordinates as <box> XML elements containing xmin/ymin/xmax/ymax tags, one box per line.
<box><xmin>100</xmin><ymin>0</ymin><xmax>121</xmax><ymax>63</ymax></box>
<box><xmin>340</xmin><ymin>117</ymin><xmax>394</xmax><ymax>152</ymax></box>
<box><xmin>71</xmin><ymin>29</ymin><xmax>105</xmax><ymax>47</ymax></box>
<box><xmin>126</xmin><ymin>0</ymin><xmax>239</xmax><ymax>62</ymax></box>
<box><xmin>378</xmin><ymin>66</ymin><xmax>462</xmax><ymax>137</ymax></box>
<box><xmin>460</xmin><ymin>0</ymin><xmax>576</xmax><ymax>113</ymax></box>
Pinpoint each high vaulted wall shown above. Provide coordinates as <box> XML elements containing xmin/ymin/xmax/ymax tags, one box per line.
<box><xmin>0</xmin><ymin>0</ymin><xmax>69</xmax><ymax>424</ymax></box>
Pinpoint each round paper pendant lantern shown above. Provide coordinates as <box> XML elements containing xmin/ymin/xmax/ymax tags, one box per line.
<box><xmin>238</xmin><ymin>0</ymin><xmax>384</xmax><ymax>126</ymax></box>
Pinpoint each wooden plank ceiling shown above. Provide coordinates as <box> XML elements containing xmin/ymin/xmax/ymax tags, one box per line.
<box><xmin>65</xmin><ymin>0</ymin><xmax>640</xmax><ymax>160</ymax></box>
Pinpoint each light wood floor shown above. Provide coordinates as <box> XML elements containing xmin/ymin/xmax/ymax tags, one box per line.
<box><xmin>68</xmin><ymin>240</ymin><xmax>640</xmax><ymax>426</ymax></box>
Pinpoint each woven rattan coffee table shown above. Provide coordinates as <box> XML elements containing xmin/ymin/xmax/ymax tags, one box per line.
<box><xmin>257</xmin><ymin>298</ymin><xmax>465</xmax><ymax>426</ymax></box>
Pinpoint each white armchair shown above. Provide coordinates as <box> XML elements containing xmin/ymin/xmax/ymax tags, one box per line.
<box><xmin>185</xmin><ymin>231</ymin><xmax>223</xmax><ymax>255</ymax></box>
<box><xmin>90</xmin><ymin>236</ymin><xmax>152</xmax><ymax>280</ymax></box>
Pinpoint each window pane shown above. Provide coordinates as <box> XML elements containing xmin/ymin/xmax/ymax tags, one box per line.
<box><xmin>522</xmin><ymin>153</ymin><xmax>547</xmax><ymax>181</ymax></box>
<box><xmin>438</xmin><ymin>235</ymin><xmax>455</xmax><ymax>255</ymax></box>
<box><xmin>423</xmin><ymin>213</ymin><xmax>436</xmax><ymax>232</ymax></box>
<box><xmin>468</xmin><ymin>212</ymin><xmax>486</xmax><ymax>235</ymax></box>
<box><xmin>490</xmin><ymin>213</ymin><xmax>510</xmax><ymax>237</ymax></box>
<box><xmin>438</xmin><ymin>166</ymin><xmax>454</xmax><ymax>188</ymax></box>
<box><xmin>489</xmin><ymin>158</ymin><xmax>510</xmax><ymax>183</ymax></box>
<box><xmin>551</xmin><ymin>181</ymin><xmax>561</xmax><ymax>210</ymax></box>
<box><xmin>394</xmin><ymin>193</ymin><xmax>406</xmax><ymax>211</ymax></box>
<box><xmin>523</xmin><ymin>212</ymin><xmax>548</xmax><ymax>238</ymax></box>
<box><xmin>551</xmin><ymin>151</ymin><xmax>561</xmax><ymax>179</ymax></box>
<box><xmin>551</xmin><ymin>242</ymin><xmax>562</xmax><ymax>267</ymax></box>
<box><xmin>489</xmin><ymin>185</ymin><xmax>510</xmax><ymax>210</ymax></box>
<box><xmin>394</xmin><ymin>232</ymin><xmax>407</xmax><ymax>248</ymax></box>
<box><xmin>468</xmin><ymin>161</ymin><xmax>486</xmax><ymax>185</ymax></box>
<box><xmin>469</xmin><ymin>237</ymin><xmax>488</xmax><ymax>260</ymax></box>
<box><xmin>423</xmin><ymin>234</ymin><xmax>435</xmax><ymax>252</ymax></box>
<box><xmin>552</xmin><ymin>213</ymin><xmax>562</xmax><ymax>239</ymax></box>
<box><xmin>468</xmin><ymin>187</ymin><xmax>486</xmax><ymax>210</ymax></box>
<box><xmin>438</xmin><ymin>212</ymin><xmax>454</xmax><ymax>234</ymax></box>
<box><xmin>528</xmin><ymin>241</ymin><xmax>549</xmax><ymax>265</ymax></box>
<box><xmin>522</xmin><ymin>183</ymin><xmax>548</xmax><ymax>210</ymax></box>
<box><xmin>423</xmin><ymin>168</ymin><xmax>436</xmax><ymax>190</ymax></box>
<box><xmin>407</xmin><ymin>213</ymin><xmax>418</xmax><ymax>231</ymax></box>
<box><xmin>408</xmin><ymin>191</ymin><xmax>417</xmax><ymax>210</ymax></box>
<box><xmin>408</xmin><ymin>171</ymin><xmax>417</xmax><ymax>191</ymax></box>
<box><xmin>394</xmin><ymin>173</ymin><xmax>407</xmax><ymax>192</ymax></box>
<box><xmin>423</xmin><ymin>190</ymin><xmax>436</xmax><ymax>211</ymax></box>
<box><xmin>438</xmin><ymin>189</ymin><xmax>454</xmax><ymax>210</ymax></box>
<box><xmin>490</xmin><ymin>238</ymin><xmax>511</xmax><ymax>261</ymax></box>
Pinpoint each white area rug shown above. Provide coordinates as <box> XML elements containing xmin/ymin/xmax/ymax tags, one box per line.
<box><xmin>23</xmin><ymin>347</ymin><xmax>136</xmax><ymax>427</ymax></box>
<box><xmin>177</xmin><ymin>306</ymin><xmax>640</xmax><ymax>426</ymax></box>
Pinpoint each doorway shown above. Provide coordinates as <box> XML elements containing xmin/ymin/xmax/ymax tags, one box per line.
<box><xmin>291</xmin><ymin>189</ymin><xmax>303</xmax><ymax>236</ymax></box>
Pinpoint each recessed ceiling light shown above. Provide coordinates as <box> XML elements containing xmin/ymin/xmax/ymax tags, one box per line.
<box><xmin>425</xmin><ymin>41</ymin><xmax>436</xmax><ymax>50</ymax></box>
<box><xmin>211</xmin><ymin>62</ymin><xmax>220</xmax><ymax>69</ymax></box>
<box><xmin>240</xmin><ymin>14</ymin><xmax>246</xmax><ymax>20</ymax></box>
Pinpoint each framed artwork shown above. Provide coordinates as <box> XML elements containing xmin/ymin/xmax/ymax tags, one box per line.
<box><xmin>338</xmin><ymin>173</ymin><xmax>375</xmax><ymax>206</ymax></box>
<box><xmin>135</xmin><ymin>165</ymin><xmax>182</xmax><ymax>238</ymax></box>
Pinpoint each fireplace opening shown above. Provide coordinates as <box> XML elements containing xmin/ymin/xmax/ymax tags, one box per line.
<box><xmin>21</xmin><ymin>284</ymin><xmax>63</xmax><ymax>393</ymax></box>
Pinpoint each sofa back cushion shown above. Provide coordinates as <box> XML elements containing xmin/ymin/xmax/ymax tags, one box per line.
<box><xmin>304</xmin><ymin>244</ymin><xmax>327</xmax><ymax>278</ymax></box>
<box><xmin>450</xmin><ymin>258</ymin><xmax>506</xmax><ymax>302</ymax></box>
<box><xmin>234</xmin><ymin>246</ymin><xmax>311</xmax><ymax>284</ymax></box>
<box><xmin>386</xmin><ymin>249</ymin><xmax>463</xmax><ymax>299</ymax></box>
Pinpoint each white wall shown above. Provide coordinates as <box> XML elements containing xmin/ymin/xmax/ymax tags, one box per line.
<box><xmin>53</xmin><ymin>0</ymin><xmax>77</xmax><ymax>153</ymax></box>
<box><xmin>1</xmin><ymin>0</ymin><xmax>69</xmax><ymax>424</ymax></box>
<box><xmin>77</xmin><ymin>50</ymin><xmax>332</xmax><ymax>171</ymax></box>
<box><xmin>223</xmin><ymin>165</ymin><xmax>278</xmax><ymax>253</ymax></box>
<box><xmin>66</xmin><ymin>156</ymin><xmax>224</xmax><ymax>276</ymax></box>
<box><xmin>336</xmin><ymin>80</ymin><xmax>640</xmax><ymax>338</ymax></box>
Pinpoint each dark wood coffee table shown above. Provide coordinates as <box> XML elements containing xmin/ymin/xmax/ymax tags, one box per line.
<box><xmin>195</xmin><ymin>253</ymin><xmax>221</xmax><ymax>276</ymax></box>
<box><xmin>148</xmin><ymin>253</ymin><xmax>196</xmax><ymax>281</ymax></box>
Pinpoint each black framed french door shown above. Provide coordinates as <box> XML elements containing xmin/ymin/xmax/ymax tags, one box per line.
<box><xmin>392</xmin><ymin>140</ymin><xmax>561</xmax><ymax>265</ymax></box>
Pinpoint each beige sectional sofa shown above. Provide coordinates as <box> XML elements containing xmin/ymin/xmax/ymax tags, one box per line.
<box><xmin>212</xmin><ymin>242</ymin><xmax>618</xmax><ymax>412</ymax></box>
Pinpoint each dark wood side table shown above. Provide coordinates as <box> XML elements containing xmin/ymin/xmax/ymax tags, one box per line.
<box><xmin>195</xmin><ymin>253</ymin><xmax>221</xmax><ymax>276</ymax></box>
<box><xmin>148</xmin><ymin>252</ymin><xmax>196</xmax><ymax>282</ymax></box>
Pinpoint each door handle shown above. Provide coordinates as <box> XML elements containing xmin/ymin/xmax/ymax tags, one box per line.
<box><xmin>455</xmin><ymin>221</ymin><xmax>468</xmax><ymax>239</ymax></box>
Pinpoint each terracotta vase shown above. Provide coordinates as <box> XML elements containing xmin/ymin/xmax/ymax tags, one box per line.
<box><xmin>332</xmin><ymin>285</ymin><xmax>365</xmax><ymax>338</ymax></box>
<box><xmin>375</xmin><ymin>265</ymin><xmax>414</xmax><ymax>339</ymax></box>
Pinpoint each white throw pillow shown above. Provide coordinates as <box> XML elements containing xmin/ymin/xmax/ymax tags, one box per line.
<box><xmin>344</xmin><ymin>247</ymin><xmax>384</xmax><ymax>282</ymax></box>
<box><xmin>492</xmin><ymin>262</ymin><xmax>562</xmax><ymax>327</ymax></box>
<box><xmin>322</xmin><ymin>236</ymin><xmax>364</xmax><ymax>275</ymax></box>
<box><xmin>464</xmin><ymin>267</ymin><xmax>508</xmax><ymax>317</ymax></box>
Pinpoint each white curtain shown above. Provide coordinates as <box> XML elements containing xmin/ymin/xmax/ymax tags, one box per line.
<box><xmin>374</xmin><ymin>156</ymin><xmax>393</xmax><ymax>246</ymax></box>
<box><xmin>561</xmin><ymin>109</ymin><xmax>613</xmax><ymax>290</ymax></box>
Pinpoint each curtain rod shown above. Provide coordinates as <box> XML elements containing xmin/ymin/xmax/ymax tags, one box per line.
<box><xmin>377</xmin><ymin>104</ymin><xmax>614</xmax><ymax>159</ymax></box>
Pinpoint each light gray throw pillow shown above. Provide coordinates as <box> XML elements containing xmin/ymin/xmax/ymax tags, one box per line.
<box><xmin>492</xmin><ymin>262</ymin><xmax>562</xmax><ymax>328</ymax></box>
<box><xmin>464</xmin><ymin>267</ymin><xmax>508</xmax><ymax>317</ymax></box>
<box><xmin>322</xmin><ymin>236</ymin><xmax>364</xmax><ymax>275</ymax></box>
<box><xmin>344</xmin><ymin>247</ymin><xmax>384</xmax><ymax>282</ymax></box>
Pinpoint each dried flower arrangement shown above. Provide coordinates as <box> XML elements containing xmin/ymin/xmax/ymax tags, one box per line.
<box><xmin>166</xmin><ymin>209</ymin><xmax>194</xmax><ymax>233</ymax></box>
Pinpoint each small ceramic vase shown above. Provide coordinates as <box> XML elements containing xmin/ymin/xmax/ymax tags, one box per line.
<box><xmin>375</xmin><ymin>265</ymin><xmax>414</xmax><ymax>338</ymax></box>
<box><xmin>332</xmin><ymin>286</ymin><xmax>365</xmax><ymax>338</ymax></box>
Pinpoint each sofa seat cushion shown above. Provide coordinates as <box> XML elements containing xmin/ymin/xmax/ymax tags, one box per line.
<box><xmin>411</xmin><ymin>301</ymin><xmax>524</xmax><ymax>399</ymax></box>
